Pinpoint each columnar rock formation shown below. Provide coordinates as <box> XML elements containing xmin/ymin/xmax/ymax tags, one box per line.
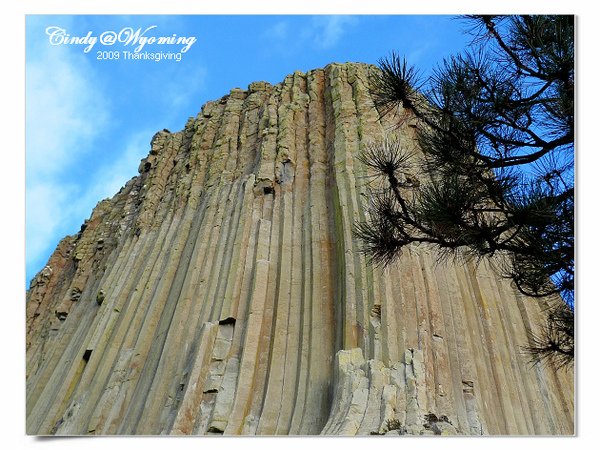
<box><xmin>26</xmin><ymin>62</ymin><xmax>574</xmax><ymax>436</ymax></box>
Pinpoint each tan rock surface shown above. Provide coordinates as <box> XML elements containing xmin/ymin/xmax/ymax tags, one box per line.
<box><xmin>26</xmin><ymin>62</ymin><xmax>574</xmax><ymax>435</ymax></box>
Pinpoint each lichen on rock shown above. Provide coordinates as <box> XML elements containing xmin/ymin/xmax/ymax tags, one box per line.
<box><xmin>25</xmin><ymin>63</ymin><xmax>574</xmax><ymax>436</ymax></box>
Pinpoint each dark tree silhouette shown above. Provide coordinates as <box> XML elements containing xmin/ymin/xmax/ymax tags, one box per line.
<box><xmin>357</xmin><ymin>15</ymin><xmax>574</xmax><ymax>367</ymax></box>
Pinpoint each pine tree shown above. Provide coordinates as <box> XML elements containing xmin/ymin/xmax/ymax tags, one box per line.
<box><xmin>357</xmin><ymin>15</ymin><xmax>574</xmax><ymax>367</ymax></box>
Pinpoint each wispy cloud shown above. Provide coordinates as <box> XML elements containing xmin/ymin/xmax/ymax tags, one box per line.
<box><xmin>259</xmin><ymin>20</ymin><xmax>293</xmax><ymax>56</ymax></box>
<box><xmin>164</xmin><ymin>65</ymin><xmax>208</xmax><ymax>111</ymax></box>
<box><xmin>25</xmin><ymin>16</ymin><xmax>208</xmax><ymax>283</ymax></box>
<box><xmin>26</xmin><ymin>182</ymin><xmax>77</xmax><ymax>274</ymax></box>
<box><xmin>26</xmin><ymin>47</ymin><xmax>154</xmax><ymax>280</ymax></box>
<box><xmin>26</xmin><ymin>50</ymin><xmax>109</xmax><ymax>180</ymax></box>
<box><xmin>26</xmin><ymin>36</ymin><xmax>110</xmax><ymax>280</ymax></box>
<box><xmin>262</xmin><ymin>21</ymin><xmax>289</xmax><ymax>41</ymax></box>
<box><xmin>308</xmin><ymin>16</ymin><xmax>358</xmax><ymax>49</ymax></box>
<box><xmin>260</xmin><ymin>16</ymin><xmax>359</xmax><ymax>55</ymax></box>
<box><xmin>80</xmin><ymin>131</ymin><xmax>152</xmax><ymax>207</ymax></box>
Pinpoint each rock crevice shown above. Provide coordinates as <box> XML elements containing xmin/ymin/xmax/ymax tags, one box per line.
<box><xmin>26</xmin><ymin>62</ymin><xmax>574</xmax><ymax>435</ymax></box>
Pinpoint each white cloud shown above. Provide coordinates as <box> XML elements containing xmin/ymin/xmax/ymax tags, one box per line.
<box><xmin>25</xmin><ymin>17</ymin><xmax>207</xmax><ymax>283</ymax></box>
<box><xmin>405</xmin><ymin>42</ymin><xmax>433</xmax><ymax>66</ymax></box>
<box><xmin>26</xmin><ymin>41</ymin><xmax>110</xmax><ymax>280</ymax></box>
<box><xmin>164</xmin><ymin>65</ymin><xmax>208</xmax><ymax>111</ymax></box>
<box><xmin>26</xmin><ymin>47</ymin><xmax>108</xmax><ymax>180</ymax></box>
<box><xmin>262</xmin><ymin>21</ymin><xmax>289</xmax><ymax>41</ymax></box>
<box><xmin>25</xmin><ymin>182</ymin><xmax>77</xmax><ymax>272</ymax></box>
<box><xmin>78</xmin><ymin>130</ymin><xmax>152</xmax><ymax>209</ymax></box>
<box><xmin>260</xmin><ymin>16</ymin><xmax>358</xmax><ymax>55</ymax></box>
<box><xmin>309</xmin><ymin>16</ymin><xmax>358</xmax><ymax>49</ymax></box>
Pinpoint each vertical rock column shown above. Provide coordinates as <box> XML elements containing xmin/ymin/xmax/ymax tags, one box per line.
<box><xmin>25</xmin><ymin>63</ymin><xmax>574</xmax><ymax>436</ymax></box>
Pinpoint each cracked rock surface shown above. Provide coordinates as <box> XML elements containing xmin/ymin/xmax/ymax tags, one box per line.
<box><xmin>26</xmin><ymin>63</ymin><xmax>574</xmax><ymax>436</ymax></box>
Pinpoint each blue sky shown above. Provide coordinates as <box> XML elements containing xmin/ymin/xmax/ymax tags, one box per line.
<box><xmin>25</xmin><ymin>15</ymin><xmax>473</xmax><ymax>284</ymax></box>
<box><xmin>12</xmin><ymin>3</ymin><xmax>600</xmax><ymax>447</ymax></box>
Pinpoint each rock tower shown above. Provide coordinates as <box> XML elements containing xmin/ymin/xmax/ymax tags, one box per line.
<box><xmin>26</xmin><ymin>63</ymin><xmax>574</xmax><ymax>435</ymax></box>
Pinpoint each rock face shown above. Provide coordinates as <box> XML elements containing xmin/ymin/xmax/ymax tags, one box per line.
<box><xmin>26</xmin><ymin>63</ymin><xmax>574</xmax><ymax>436</ymax></box>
